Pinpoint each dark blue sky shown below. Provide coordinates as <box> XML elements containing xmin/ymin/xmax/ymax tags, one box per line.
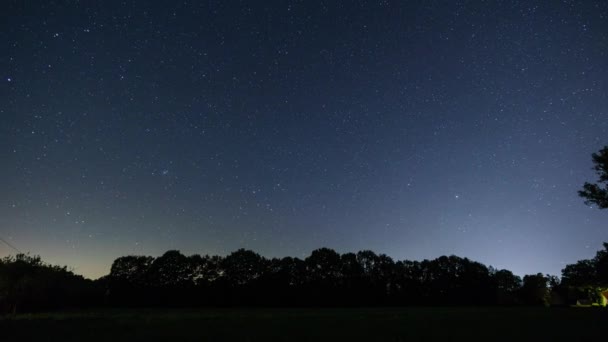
<box><xmin>1</xmin><ymin>1</ymin><xmax>607</xmax><ymax>279</ymax></box>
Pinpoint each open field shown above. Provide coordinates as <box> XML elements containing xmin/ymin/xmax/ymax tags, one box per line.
<box><xmin>1</xmin><ymin>307</ymin><xmax>606</xmax><ymax>342</ymax></box>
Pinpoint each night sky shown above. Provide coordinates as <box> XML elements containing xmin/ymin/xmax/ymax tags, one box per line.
<box><xmin>1</xmin><ymin>1</ymin><xmax>607</xmax><ymax>279</ymax></box>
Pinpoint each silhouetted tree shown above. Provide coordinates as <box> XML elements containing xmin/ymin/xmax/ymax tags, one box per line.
<box><xmin>190</xmin><ymin>254</ymin><xmax>223</xmax><ymax>284</ymax></box>
<box><xmin>355</xmin><ymin>250</ymin><xmax>381</xmax><ymax>304</ymax></box>
<box><xmin>491</xmin><ymin>269</ymin><xmax>522</xmax><ymax>305</ymax></box>
<box><xmin>393</xmin><ymin>260</ymin><xmax>425</xmax><ymax>304</ymax></box>
<box><xmin>339</xmin><ymin>252</ymin><xmax>364</xmax><ymax>305</ymax></box>
<box><xmin>108</xmin><ymin>255</ymin><xmax>154</xmax><ymax>305</ymax></box>
<box><xmin>251</xmin><ymin>256</ymin><xmax>308</xmax><ymax>306</ymax></box>
<box><xmin>354</xmin><ymin>251</ymin><xmax>396</xmax><ymax>304</ymax></box>
<box><xmin>148</xmin><ymin>250</ymin><xmax>194</xmax><ymax>287</ymax></box>
<box><xmin>0</xmin><ymin>254</ymin><xmax>99</xmax><ymax>314</ymax></box>
<box><xmin>417</xmin><ymin>255</ymin><xmax>494</xmax><ymax>305</ymax></box>
<box><xmin>456</xmin><ymin>258</ymin><xmax>494</xmax><ymax>305</ymax></box>
<box><xmin>222</xmin><ymin>249</ymin><xmax>267</xmax><ymax>286</ymax></box>
<box><xmin>579</xmin><ymin>146</ymin><xmax>608</xmax><ymax>209</ymax></box>
<box><xmin>189</xmin><ymin>254</ymin><xmax>225</xmax><ymax>305</ymax></box>
<box><xmin>110</xmin><ymin>255</ymin><xmax>154</xmax><ymax>285</ymax></box>
<box><xmin>304</xmin><ymin>248</ymin><xmax>342</xmax><ymax>304</ymax></box>
<box><xmin>220</xmin><ymin>249</ymin><xmax>268</xmax><ymax>304</ymax></box>
<box><xmin>562</xmin><ymin>259</ymin><xmax>598</xmax><ymax>287</ymax></box>
<box><xmin>520</xmin><ymin>273</ymin><xmax>550</xmax><ymax>306</ymax></box>
<box><xmin>595</xmin><ymin>243</ymin><xmax>608</xmax><ymax>285</ymax></box>
<box><xmin>146</xmin><ymin>250</ymin><xmax>201</xmax><ymax>306</ymax></box>
<box><xmin>559</xmin><ymin>244</ymin><xmax>608</xmax><ymax>305</ymax></box>
<box><xmin>561</xmin><ymin>244</ymin><xmax>608</xmax><ymax>285</ymax></box>
<box><xmin>306</xmin><ymin>248</ymin><xmax>341</xmax><ymax>281</ymax></box>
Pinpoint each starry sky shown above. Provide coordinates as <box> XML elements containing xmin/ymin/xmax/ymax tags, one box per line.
<box><xmin>1</xmin><ymin>1</ymin><xmax>607</xmax><ymax>279</ymax></box>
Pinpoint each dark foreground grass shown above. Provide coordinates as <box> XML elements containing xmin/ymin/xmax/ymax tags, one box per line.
<box><xmin>1</xmin><ymin>307</ymin><xmax>606</xmax><ymax>342</ymax></box>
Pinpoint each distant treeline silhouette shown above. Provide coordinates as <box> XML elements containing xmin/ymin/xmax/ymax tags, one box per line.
<box><xmin>1</xmin><ymin>244</ymin><xmax>607</xmax><ymax>313</ymax></box>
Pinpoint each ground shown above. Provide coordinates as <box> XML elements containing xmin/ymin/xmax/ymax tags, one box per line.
<box><xmin>1</xmin><ymin>307</ymin><xmax>606</xmax><ymax>341</ymax></box>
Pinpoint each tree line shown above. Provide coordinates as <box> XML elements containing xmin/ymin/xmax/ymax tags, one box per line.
<box><xmin>1</xmin><ymin>145</ymin><xmax>606</xmax><ymax>313</ymax></box>
<box><xmin>2</xmin><ymin>244</ymin><xmax>607</xmax><ymax>314</ymax></box>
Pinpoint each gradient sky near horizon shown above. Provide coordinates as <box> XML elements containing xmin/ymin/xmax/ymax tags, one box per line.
<box><xmin>1</xmin><ymin>1</ymin><xmax>607</xmax><ymax>279</ymax></box>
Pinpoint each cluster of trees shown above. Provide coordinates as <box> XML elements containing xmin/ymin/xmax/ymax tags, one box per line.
<box><xmin>560</xmin><ymin>243</ymin><xmax>608</xmax><ymax>305</ymax></box>
<box><xmin>0</xmin><ymin>254</ymin><xmax>100</xmax><ymax>314</ymax></box>
<box><xmin>105</xmin><ymin>248</ymin><xmax>539</xmax><ymax>307</ymax></box>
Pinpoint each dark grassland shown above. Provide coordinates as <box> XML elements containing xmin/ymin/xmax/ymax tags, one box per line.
<box><xmin>0</xmin><ymin>307</ymin><xmax>606</xmax><ymax>342</ymax></box>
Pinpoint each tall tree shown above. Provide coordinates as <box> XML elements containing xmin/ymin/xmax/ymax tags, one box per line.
<box><xmin>491</xmin><ymin>269</ymin><xmax>522</xmax><ymax>305</ymax></box>
<box><xmin>579</xmin><ymin>146</ymin><xmax>608</xmax><ymax>209</ymax></box>
<box><xmin>520</xmin><ymin>273</ymin><xmax>550</xmax><ymax>306</ymax></box>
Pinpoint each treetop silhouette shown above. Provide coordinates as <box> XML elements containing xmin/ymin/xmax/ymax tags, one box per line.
<box><xmin>579</xmin><ymin>146</ymin><xmax>608</xmax><ymax>209</ymax></box>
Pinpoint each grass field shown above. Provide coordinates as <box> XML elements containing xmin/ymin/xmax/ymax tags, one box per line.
<box><xmin>1</xmin><ymin>307</ymin><xmax>606</xmax><ymax>341</ymax></box>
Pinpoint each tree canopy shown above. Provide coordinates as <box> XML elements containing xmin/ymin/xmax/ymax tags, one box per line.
<box><xmin>579</xmin><ymin>146</ymin><xmax>608</xmax><ymax>209</ymax></box>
